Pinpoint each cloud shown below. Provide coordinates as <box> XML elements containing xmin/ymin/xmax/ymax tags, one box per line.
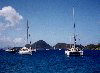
<box><xmin>0</xmin><ymin>36</ymin><xmax>11</xmax><ymax>42</ymax></box>
<box><xmin>0</xmin><ymin>36</ymin><xmax>25</xmax><ymax>47</ymax></box>
<box><xmin>13</xmin><ymin>37</ymin><xmax>26</xmax><ymax>47</ymax></box>
<box><xmin>0</xmin><ymin>36</ymin><xmax>12</xmax><ymax>47</ymax></box>
<box><xmin>0</xmin><ymin>6</ymin><xmax>24</xmax><ymax>47</ymax></box>
<box><xmin>13</xmin><ymin>37</ymin><xmax>25</xmax><ymax>44</ymax></box>
<box><xmin>0</xmin><ymin>6</ymin><xmax>23</xmax><ymax>30</ymax></box>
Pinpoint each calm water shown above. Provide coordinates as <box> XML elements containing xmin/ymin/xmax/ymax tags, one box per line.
<box><xmin>0</xmin><ymin>50</ymin><xmax>100</xmax><ymax>73</ymax></box>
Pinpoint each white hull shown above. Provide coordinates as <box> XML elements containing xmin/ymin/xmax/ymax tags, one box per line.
<box><xmin>18</xmin><ymin>51</ymin><xmax>32</xmax><ymax>55</ymax></box>
<box><xmin>5</xmin><ymin>49</ymin><xmax>15</xmax><ymax>52</ymax></box>
<box><xmin>59</xmin><ymin>49</ymin><xmax>61</xmax><ymax>50</ymax></box>
<box><xmin>5</xmin><ymin>49</ymin><xmax>12</xmax><ymax>52</ymax></box>
<box><xmin>32</xmin><ymin>49</ymin><xmax>36</xmax><ymax>52</ymax></box>
<box><xmin>18</xmin><ymin>47</ymin><xmax>32</xmax><ymax>55</ymax></box>
<box><xmin>65</xmin><ymin>50</ymin><xmax>83</xmax><ymax>56</ymax></box>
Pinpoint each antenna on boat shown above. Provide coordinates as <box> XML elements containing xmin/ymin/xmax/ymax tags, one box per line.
<box><xmin>73</xmin><ymin>7</ymin><xmax>76</xmax><ymax>48</ymax></box>
<box><xmin>27</xmin><ymin>20</ymin><xmax>29</xmax><ymax>44</ymax></box>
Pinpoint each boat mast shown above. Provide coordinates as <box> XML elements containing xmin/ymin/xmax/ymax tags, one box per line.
<box><xmin>27</xmin><ymin>20</ymin><xmax>29</xmax><ymax>44</ymax></box>
<box><xmin>73</xmin><ymin>7</ymin><xmax>76</xmax><ymax>48</ymax></box>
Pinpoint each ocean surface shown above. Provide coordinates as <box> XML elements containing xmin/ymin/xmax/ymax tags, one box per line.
<box><xmin>0</xmin><ymin>50</ymin><xmax>100</xmax><ymax>73</ymax></box>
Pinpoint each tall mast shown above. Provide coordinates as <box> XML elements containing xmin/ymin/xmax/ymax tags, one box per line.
<box><xmin>27</xmin><ymin>20</ymin><xmax>29</xmax><ymax>44</ymax></box>
<box><xmin>73</xmin><ymin>7</ymin><xmax>76</xmax><ymax>48</ymax></box>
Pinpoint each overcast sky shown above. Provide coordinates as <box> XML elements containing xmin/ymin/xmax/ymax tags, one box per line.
<box><xmin>0</xmin><ymin>0</ymin><xmax>100</xmax><ymax>48</ymax></box>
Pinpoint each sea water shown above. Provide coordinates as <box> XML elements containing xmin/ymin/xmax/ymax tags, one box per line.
<box><xmin>0</xmin><ymin>50</ymin><xmax>100</xmax><ymax>73</ymax></box>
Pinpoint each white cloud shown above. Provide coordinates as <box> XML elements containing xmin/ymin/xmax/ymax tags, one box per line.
<box><xmin>0</xmin><ymin>6</ymin><xmax>23</xmax><ymax>30</ymax></box>
<box><xmin>0</xmin><ymin>36</ymin><xmax>12</xmax><ymax>47</ymax></box>
<box><xmin>0</xmin><ymin>36</ymin><xmax>11</xmax><ymax>42</ymax></box>
<box><xmin>0</xmin><ymin>6</ymin><xmax>24</xmax><ymax>47</ymax></box>
<box><xmin>13</xmin><ymin>37</ymin><xmax>24</xmax><ymax>44</ymax></box>
<box><xmin>13</xmin><ymin>37</ymin><xmax>26</xmax><ymax>47</ymax></box>
<box><xmin>0</xmin><ymin>36</ymin><xmax>25</xmax><ymax>47</ymax></box>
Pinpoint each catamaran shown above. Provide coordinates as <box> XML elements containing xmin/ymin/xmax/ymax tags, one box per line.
<box><xmin>18</xmin><ymin>20</ymin><xmax>32</xmax><ymax>55</ymax></box>
<box><xmin>65</xmin><ymin>8</ymin><xmax>83</xmax><ymax>56</ymax></box>
<box><xmin>18</xmin><ymin>47</ymin><xmax>32</xmax><ymax>55</ymax></box>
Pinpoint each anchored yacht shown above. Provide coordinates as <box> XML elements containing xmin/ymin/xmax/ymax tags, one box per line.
<box><xmin>65</xmin><ymin>46</ymin><xmax>83</xmax><ymax>56</ymax></box>
<box><xmin>18</xmin><ymin>47</ymin><xmax>32</xmax><ymax>55</ymax></box>
<box><xmin>65</xmin><ymin>8</ymin><xmax>83</xmax><ymax>56</ymax></box>
<box><xmin>18</xmin><ymin>20</ymin><xmax>34</xmax><ymax>55</ymax></box>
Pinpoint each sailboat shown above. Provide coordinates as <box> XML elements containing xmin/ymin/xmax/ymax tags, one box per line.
<box><xmin>18</xmin><ymin>47</ymin><xmax>32</xmax><ymax>55</ymax></box>
<box><xmin>18</xmin><ymin>20</ymin><xmax>32</xmax><ymax>55</ymax></box>
<box><xmin>65</xmin><ymin>8</ymin><xmax>83</xmax><ymax>56</ymax></box>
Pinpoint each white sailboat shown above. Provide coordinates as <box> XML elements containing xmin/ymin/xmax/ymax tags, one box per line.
<box><xmin>65</xmin><ymin>8</ymin><xmax>83</xmax><ymax>56</ymax></box>
<box><xmin>18</xmin><ymin>20</ymin><xmax>32</xmax><ymax>55</ymax></box>
<box><xmin>65</xmin><ymin>46</ymin><xmax>83</xmax><ymax>56</ymax></box>
<box><xmin>18</xmin><ymin>47</ymin><xmax>32</xmax><ymax>55</ymax></box>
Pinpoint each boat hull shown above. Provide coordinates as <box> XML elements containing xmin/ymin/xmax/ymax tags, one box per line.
<box><xmin>65</xmin><ymin>50</ymin><xmax>83</xmax><ymax>56</ymax></box>
<box><xmin>18</xmin><ymin>51</ymin><xmax>32</xmax><ymax>55</ymax></box>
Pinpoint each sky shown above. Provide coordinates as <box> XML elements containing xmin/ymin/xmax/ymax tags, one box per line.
<box><xmin>0</xmin><ymin>0</ymin><xmax>100</xmax><ymax>48</ymax></box>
